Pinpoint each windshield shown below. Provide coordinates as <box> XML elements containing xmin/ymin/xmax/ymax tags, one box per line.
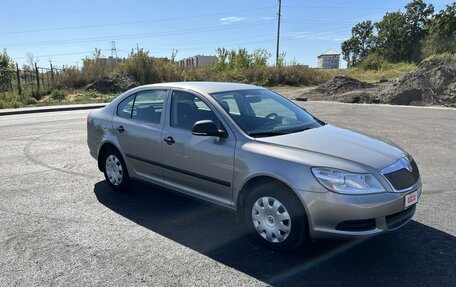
<box><xmin>210</xmin><ymin>89</ymin><xmax>323</xmax><ymax>137</ymax></box>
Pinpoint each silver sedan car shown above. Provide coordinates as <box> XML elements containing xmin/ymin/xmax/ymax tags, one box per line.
<box><xmin>87</xmin><ymin>82</ymin><xmax>421</xmax><ymax>251</ymax></box>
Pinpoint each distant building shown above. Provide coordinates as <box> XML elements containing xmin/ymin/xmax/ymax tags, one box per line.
<box><xmin>178</xmin><ymin>55</ymin><xmax>217</xmax><ymax>68</ymax></box>
<box><xmin>317</xmin><ymin>49</ymin><xmax>340</xmax><ymax>69</ymax></box>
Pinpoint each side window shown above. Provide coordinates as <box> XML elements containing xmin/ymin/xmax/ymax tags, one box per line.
<box><xmin>132</xmin><ymin>90</ymin><xmax>167</xmax><ymax>124</ymax></box>
<box><xmin>194</xmin><ymin>97</ymin><xmax>211</xmax><ymax>111</ymax></box>
<box><xmin>170</xmin><ymin>91</ymin><xmax>219</xmax><ymax>131</ymax></box>
<box><xmin>117</xmin><ymin>95</ymin><xmax>135</xmax><ymax>118</ymax></box>
<box><xmin>214</xmin><ymin>94</ymin><xmax>241</xmax><ymax>115</ymax></box>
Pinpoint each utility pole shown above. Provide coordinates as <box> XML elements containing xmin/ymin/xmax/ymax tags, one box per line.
<box><xmin>275</xmin><ymin>0</ymin><xmax>282</xmax><ymax>66</ymax></box>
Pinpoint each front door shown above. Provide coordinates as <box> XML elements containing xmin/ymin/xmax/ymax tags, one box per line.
<box><xmin>161</xmin><ymin>90</ymin><xmax>235</xmax><ymax>207</ymax></box>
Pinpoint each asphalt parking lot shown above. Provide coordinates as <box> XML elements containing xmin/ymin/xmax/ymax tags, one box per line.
<box><xmin>0</xmin><ymin>102</ymin><xmax>455</xmax><ymax>286</ymax></box>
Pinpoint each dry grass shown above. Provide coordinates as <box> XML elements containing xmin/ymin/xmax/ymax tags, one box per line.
<box><xmin>320</xmin><ymin>62</ymin><xmax>417</xmax><ymax>83</ymax></box>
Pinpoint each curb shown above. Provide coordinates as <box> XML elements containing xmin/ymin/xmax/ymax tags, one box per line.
<box><xmin>0</xmin><ymin>104</ymin><xmax>107</xmax><ymax>116</ymax></box>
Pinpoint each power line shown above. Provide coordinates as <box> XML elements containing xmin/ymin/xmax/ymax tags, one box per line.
<box><xmin>0</xmin><ymin>0</ymin><xmax>216</xmax><ymax>19</ymax></box>
<box><xmin>282</xmin><ymin>5</ymin><xmax>397</xmax><ymax>10</ymax></box>
<box><xmin>0</xmin><ymin>6</ymin><xmax>276</xmax><ymax>36</ymax></box>
<box><xmin>4</xmin><ymin>21</ymin><xmax>276</xmax><ymax>48</ymax></box>
<box><xmin>12</xmin><ymin>50</ymin><xmax>96</xmax><ymax>60</ymax></box>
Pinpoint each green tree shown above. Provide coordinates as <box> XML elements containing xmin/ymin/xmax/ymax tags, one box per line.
<box><xmin>423</xmin><ymin>3</ymin><xmax>456</xmax><ymax>56</ymax></box>
<box><xmin>233</xmin><ymin>48</ymin><xmax>252</xmax><ymax>69</ymax></box>
<box><xmin>341</xmin><ymin>21</ymin><xmax>376</xmax><ymax>66</ymax></box>
<box><xmin>0</xmin><ymin>49</ymin><xmax>14</xmax><ymax>70</ymax></box>
<box><xmin>215</xmin><ymin>47</ymin><xmax>229</xmax><ymax>70</ymax></box>
<box><xmin>251</xmin><ymin>48</ymin><xmax>271</xmax><ymax>67</ymax></box>
<box><xmin>374</xmin><ymin>0</ymin><xmax>433</xmax><ymax>62</ymax></box>
<box><xmin>375</xmin><ymin>11</ymin><xmax>410</xmax><ymax>62</ymax></box>
<box><xmin>121</xmin><ymin>48</ymin><xmax>160</xmax><ymax>84</ymax></box>
<box><xmin>342</xmin><ymin>0</ymin><xmax>436</xmax><ymax>64</ymax></box>
<box><xmin>216</xmin><ymin>48</ymin><xmax>259</xmax><ymax>69</ymax></box>
<box><xmin>0</xmin><ymin>49</ymin><xmax>15</xmax><ymax>91</ymax></box>
<box><xmin>404</xmin><ymin>0</ymin><xmax>434</xmax><ymax>61</ymax></box>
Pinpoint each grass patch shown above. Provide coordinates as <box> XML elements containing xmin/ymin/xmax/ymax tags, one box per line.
<box><xmin>72</xmin><ymin>91</ymin><xmax>117</xmax><ymax>103</ymax></box>
<box><xmin>0</xmin><ymin>90</ymin><xmax>118</xmax><ymax>109</ymax></box>
<box><xmin>319</xmin><ymin>62</ymin><xmax>417</xmax><ymax>82</ymax></box>
<box><xmin>0</xmin><ymin>92</ymin><xmax>39</xmax><ymax>109</ymax></box>
<box><xmin>423</xmin><ymin>52</ymin><xmax>456</xmax><ymax>63</ymax></box>
<box><xmin>50</xmin><ymin>89</ymin><xmax>67</xmax><ymax>101</ymax></box>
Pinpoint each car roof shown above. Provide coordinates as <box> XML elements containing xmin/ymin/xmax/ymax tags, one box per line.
<box><xmin>137</xmin><ymin>82</ymin><xmax>264</xmax><ymax>94</ymax></box>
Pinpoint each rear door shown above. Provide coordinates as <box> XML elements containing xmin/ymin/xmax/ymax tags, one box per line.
<box><xmin>112</xmin><ymin>89</ymin><xmax>168</xmax><ymax>184</ymax></box>
<box><xmin>161</xmin><ymin>90</ymin><xmax>236</xmax><ymax>207</ymax></box>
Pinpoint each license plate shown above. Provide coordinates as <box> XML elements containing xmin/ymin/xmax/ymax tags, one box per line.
<box><xmin>405</xmin><ymin>190</ymin><xmax>418</xmax><ymax>209</ymax></box>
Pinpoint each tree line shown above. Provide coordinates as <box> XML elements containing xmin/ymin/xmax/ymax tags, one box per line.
<box><xmin>341</xmin><ymin>0</ymin><xmax>456</xmax><ymax>68</ymax></box>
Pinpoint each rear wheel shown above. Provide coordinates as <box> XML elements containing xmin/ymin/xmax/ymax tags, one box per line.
<box><xmin>244</xmin><ymin>183</ymin><xmax>308</xmax><ymax>252</ymax></box>
<box><xmin>102</xmin><ymin>148</ymin><xmax>130</xmax><ymax>192</ymax></box>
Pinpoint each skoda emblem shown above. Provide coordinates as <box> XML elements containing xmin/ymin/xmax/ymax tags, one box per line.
<box><xmin>405</xmin><ymin>159</ymin><xmax>413</xmax><ymax>172</ymax></box>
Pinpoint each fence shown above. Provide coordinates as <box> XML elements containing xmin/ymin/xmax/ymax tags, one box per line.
<box><xmin>0</xmin><ymin>63</ymin><xmax>64</xmax><ymax>98</ymax></box>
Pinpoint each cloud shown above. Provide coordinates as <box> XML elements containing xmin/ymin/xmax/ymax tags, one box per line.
<box><xmin>219</xmin><ymin>16</ymin><xmax>246</xmax><ymax>25</ymax></box>
<box><xmin>260</xmin><ymin>16</ymin><xmax>274</xmax><ymax>21</ymax></box>
<box><xmin>286</xmin><ymin>31</ymin><xmax>348</xmax><ymax>41</ymax></box>
<box><xmin>333</xmin><ymin>37</ymin><xmax>349</xmax><ymax>42</ymax></box>
<box><xmin>285</xmin><ymin>31</ymin><xmax>313</xmax><ymax>39</ymax></box>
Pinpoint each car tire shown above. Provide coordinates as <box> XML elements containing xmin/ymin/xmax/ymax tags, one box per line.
<box><xmin>102</xmin><ymin>148</ymin><xmax>131</xmax><ymax>192</ymax></box>
<box><xmin>244</xmin><ymin>183</ymin><xmax>308</xmax><ymax>252</ymax></box>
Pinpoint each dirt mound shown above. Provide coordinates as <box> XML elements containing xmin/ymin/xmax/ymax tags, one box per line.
<box><xmin>85</xmin><ymin>73</ymin><xmax>137</xmax><ymax>94</ymax></box>
<box><xmin>298</xmin><ymin>59</ymin><xmax>456</xmax><ymax>107</ymax></box>
<box><xmin>312</xmin><ymin>76</ymin><xmax>375</xmax><ymax>94</ymax></box>
<box><xmin>381</xmin><ymin>59</ymin><xmax>456</xmax><ymax>106</ymax></box>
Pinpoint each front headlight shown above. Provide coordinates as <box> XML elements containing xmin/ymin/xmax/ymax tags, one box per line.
<box><xmin>311</xmin><ymin>167</ymin><xmax>384</xmax><ymax>194</ymax></box>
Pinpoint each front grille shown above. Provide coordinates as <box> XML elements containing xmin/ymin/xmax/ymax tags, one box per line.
<box><xmin>384</xmin><ymin>159</ymin><xmax>420</xmax><ymax>190</ymax></box>
<box><xmin>336</xmin><ymin>219</ymin><xmax>376</xmax><ymax>232</ymax></box>
<box><xmin>386</xmin><ymin>205</ymin><xmax>415</xmax><ymax>229</ymax></box>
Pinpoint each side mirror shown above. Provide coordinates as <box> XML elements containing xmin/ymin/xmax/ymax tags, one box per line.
<box><xmin>192</xmin><ymin>120</ymin><xmax>227</xmax><ymax>138</ymax></box>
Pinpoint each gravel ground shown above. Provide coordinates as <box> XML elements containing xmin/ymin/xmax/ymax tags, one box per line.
<box><xmin>0</xmin><ymin>103</ymin><xmax>455</xmax><ymax>286</ymax></box>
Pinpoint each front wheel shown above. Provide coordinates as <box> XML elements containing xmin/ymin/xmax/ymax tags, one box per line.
<box><xmin>244</xmin><ymin>183</ymin><xmax>308</xmax><ymax>252</ymax></box>
<box><xmin>102</xmin><ymin>148</ymin><xmax>131</xmax><ymax>192</ymax></box>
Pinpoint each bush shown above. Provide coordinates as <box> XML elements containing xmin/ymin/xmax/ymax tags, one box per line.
<box><xmin>358</xmin><ymin>54</ymin><xmax>387</xmax><ymax>70</ymax></box>
<box><xmin>178</xmin><ymin>65</ymin><xmax>329</xmax><ymax>87</ymax></box>
<box><xmin>50</xmin><ymin>89</ymin><xmax>66</xmax><ymax>100</ymax></box>
<box><xmin>60</xmin><ymin>67</ymin><xmax>87</xmax><ymax>89</ymax></box>
<box><xmin>118</xmin><ymin>49</ymin><xmax>162</xmax><ymax>84</ymax></box>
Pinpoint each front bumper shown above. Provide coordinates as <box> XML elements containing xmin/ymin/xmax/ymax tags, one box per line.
<box><xmin>298</xmin><ymin>179</ymin><xmax>422</xmax><ymax>239</ymax></box>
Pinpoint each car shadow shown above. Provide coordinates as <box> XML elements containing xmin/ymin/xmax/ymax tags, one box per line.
<box><xmin>93</xmin><ymin>181</ymin><xmax>456</xmax><ymax>286</ymax></box>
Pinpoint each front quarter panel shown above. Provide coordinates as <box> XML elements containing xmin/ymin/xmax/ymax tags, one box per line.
<box><xmin>233</xmin><ymin>140</ymin><xmax>324</xmax><ymax>210</ymax></box>
<box><xmin>234</xmin><ymin>139</ymin><xmax>375</xmax><ymax>201</ymax></box>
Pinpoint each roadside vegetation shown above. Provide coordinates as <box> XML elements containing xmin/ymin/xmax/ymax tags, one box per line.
<box><xmin>0</xmin><ymin>0</ymin><xmax>454</xmax><ymax>109</ymax></box>
<box><xmin>341</xmin><ymin>1</ymin><xmax>456</xmax><ymax>67</ymax></box>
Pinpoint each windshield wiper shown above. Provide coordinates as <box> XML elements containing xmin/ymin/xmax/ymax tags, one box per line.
<box><xmin>248</xmin><ymin>131</ymin><xmax>286</xmax><ymax>137</ymax></box>
<box><xmin>248</xmin><ymin>127</ymin><xmax>313</xmax><ymax>138</ymax></box>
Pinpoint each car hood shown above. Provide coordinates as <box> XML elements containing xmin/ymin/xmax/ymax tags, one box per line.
<box><xmin>254</xmin><ymin>125</ymin><xmax>405</xmax><ymax>170</ymax></box>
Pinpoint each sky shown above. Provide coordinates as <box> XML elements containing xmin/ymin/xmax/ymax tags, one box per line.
<box><xmin>1</xmin><ymin>0</ymin><xmax>451</xmax><ymax>68</ymax></box>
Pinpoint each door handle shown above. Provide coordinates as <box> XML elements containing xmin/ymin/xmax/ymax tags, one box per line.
<box><xmin>163</xmin><ymin>136</ymin><xmax>175</xmax><ymax>145</ymax></box>
<box><xmin>116</xmin><ymin>126</ymin><xmax>125</xmax><ymax>133</ymax></box>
